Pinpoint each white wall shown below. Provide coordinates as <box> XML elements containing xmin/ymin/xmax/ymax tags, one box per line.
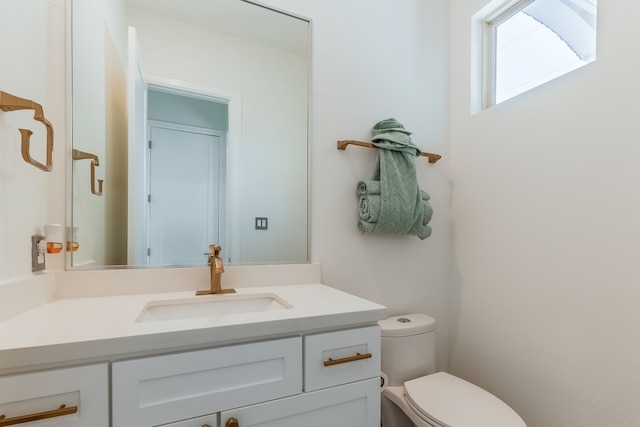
<box><xmin>449</xmin><ymin>0</ymin><xmax>640</xmax><ymax>425</ymax></box>
<box><xmin>0</xmin><ymin>0</ymin><xmax>66</xmax><ymax>280</ymax></box>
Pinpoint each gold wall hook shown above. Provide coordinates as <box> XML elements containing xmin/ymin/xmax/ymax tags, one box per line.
<box><xmin>72</xmin><ymin>149</ymin><xmax>104</xmax><ymax>196</ymax></box>
<box><xmin>0</xmin><ymin>91</ymin><xmax>54</xmax><ymax>172</ymax></box>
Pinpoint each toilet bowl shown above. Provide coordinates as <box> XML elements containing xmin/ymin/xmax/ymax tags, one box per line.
<box><xmin>379</xmin><ymin>314</ymin><xmax>526</xmax><ymax>427</ymax></box>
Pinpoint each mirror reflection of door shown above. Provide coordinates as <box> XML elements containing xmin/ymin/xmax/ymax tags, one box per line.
<box><xmin>147</xmin><ymin>123</ymin><xmax>226</xmax><ymax>265</ymax></box>
<box><xmin>127</xmin><ymin>27</ymin><xmax>230</xmax><ymax>265</ymax></box>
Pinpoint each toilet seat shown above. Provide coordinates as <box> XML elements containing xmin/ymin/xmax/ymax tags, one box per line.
<box><xmin>403</xmin><ymin>372</ymin><xmax>526</xmax><ymax>427</ymax></box>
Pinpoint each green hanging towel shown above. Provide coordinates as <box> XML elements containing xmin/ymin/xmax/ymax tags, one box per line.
<box><xmin>357</xmin><ymin>118</ymin><xmax>433</xmax><ymax>239</ymax></box>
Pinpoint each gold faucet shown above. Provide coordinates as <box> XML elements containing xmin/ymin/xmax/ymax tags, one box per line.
<box><xmin>196</xmin><ymin>244</ymin><xmax>236</xmax><ymax>295</ymax></box>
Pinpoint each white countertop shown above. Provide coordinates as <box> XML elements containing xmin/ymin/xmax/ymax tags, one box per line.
<box><xmin>0</xmin><ymin>284</ymin><xmax>387</xmax><ymax>373</ymax></box>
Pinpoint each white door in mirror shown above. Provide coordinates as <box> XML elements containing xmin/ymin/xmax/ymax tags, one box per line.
<box><xmin>148</xmin><ymin>125</ymin><xmax>223</xmax><ymax>265</ymax></box>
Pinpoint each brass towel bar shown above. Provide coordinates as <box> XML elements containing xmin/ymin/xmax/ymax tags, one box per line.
<box><xmin>337</xmin><ymin>140</ymin><xmax>441</xmax><ymax>164</ymax></box>
<box><xmin>72</xmin><ymin>149</ymin><xmax>104</xmax><ymax>196</ymax></box>
<box><xmin>0</xmin><ymin>404</ymin><xmax>77</xmax><ymax>426</ymax></box>
<box><xmin>0</xmin><ymin>91</ymin><xmax>54</xmax><ymax>172</ymax></box>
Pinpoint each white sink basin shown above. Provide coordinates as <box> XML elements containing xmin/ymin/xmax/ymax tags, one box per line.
<box><xmin>136</xmin><ymin>293</ymin><xmax>292</xmax><ymax>322</ymax></box>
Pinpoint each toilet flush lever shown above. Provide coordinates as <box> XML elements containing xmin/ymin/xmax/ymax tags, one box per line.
<box><xmin>323</xmin><ymin>352</ymin><xmax>372</xmax><ymax>367</ymax></box>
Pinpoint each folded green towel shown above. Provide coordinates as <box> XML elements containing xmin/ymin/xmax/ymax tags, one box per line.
<box><xmin>359</xmin><ymin>192</ymin><xmax>431</xmax><ymax>223</ymax></box>
<box><xmin>358</xmin><ymin>197</ymin><xmax>432</xmax><ymax>239</ymax></box>
<box><xmin>358</xmin><ymin>179</ymin><xmax>430</xmax><ymax>201</ymax></box>
<box><xmin>356</xmin><ymin>119</ymin><xmax>433</xmax><ymax>240</ymax></box>
<box><xmin>357</xmin><ymin>180</ymin><xmax>381</xmax><ymax>196</ymax></box>
<box><xmin>358</xmin><ymin>215</ymin><xmax>432</xmax><ymax>239</ymax></box>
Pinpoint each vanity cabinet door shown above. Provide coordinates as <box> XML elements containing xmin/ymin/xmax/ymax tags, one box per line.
<box><xmin>112</xmin><ymin>337</ymin><xmax>302</xmax><ymax>427</ymax></box>
<box><xmin>221</xmin><ymin>378</ymin><xmax>379</xmax><ymax>427</ymax></box>
<box><xmin>0</xmin><ymin>363</ymin><xmax>108</xmax><ymax>427</ymax></box>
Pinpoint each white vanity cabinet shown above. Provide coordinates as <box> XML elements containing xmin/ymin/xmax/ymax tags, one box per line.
<box><xmin>0</xmin><ymin>281</ymin><xmax>387</xmax><ymax>427</ymax></box>
<box><xmin>0</xmin><ymin>364</ymin><xmax>109</xmax><ymax>427</ymax></box>
<box><xmin>112</xmin><ymin>337</ymin><xmax>302</xmax><ymax>427</ymax></box>
<box><xmin>112</xmin><ymin>326</ymin><xmax>381</xmax><ymax>427</ymax></box>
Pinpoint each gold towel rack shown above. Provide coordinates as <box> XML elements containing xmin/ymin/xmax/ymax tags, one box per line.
<box><xmin>337</xmin><ymin>140</ymin><xmax>442</xmax><ymax>164</ymax></box>
<box><xmin>0</xmin><ymin>91</ymin><xmax>54</xmax><ymax>172</ymax></box>
<box><xmin>72</xmin><ymin>149</ymin><xmax>104</xmax><ymax>196</ymax></box>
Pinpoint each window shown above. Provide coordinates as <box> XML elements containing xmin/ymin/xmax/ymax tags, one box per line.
<box><xmin>483</xmin><ymin>0</ymin><xmax>597</xmax><ymax>107</ymax></box>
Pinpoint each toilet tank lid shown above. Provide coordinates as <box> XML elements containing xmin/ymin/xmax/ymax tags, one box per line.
<box><xmin>379</xmin><ymin>313</ymin><xmax>437</xmax><ymax>337</ymax></box>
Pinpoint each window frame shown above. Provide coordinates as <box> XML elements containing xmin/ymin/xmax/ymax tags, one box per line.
<box><xmin>481</xmin><ymin>0</ymin><xmax>535</xmax><ymax>109</ymax></box>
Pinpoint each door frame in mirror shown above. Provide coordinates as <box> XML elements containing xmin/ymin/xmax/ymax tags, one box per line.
<box><xmin>140</xmin><ymin>74</ymin><xmax>242</xmax><ymax>264</ymax></box>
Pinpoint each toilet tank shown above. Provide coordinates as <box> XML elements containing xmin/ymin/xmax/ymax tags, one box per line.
<box><xmin>379</xmin><ymin>313</ymin><xmax>437</xmax><ymax>387</ymax></box>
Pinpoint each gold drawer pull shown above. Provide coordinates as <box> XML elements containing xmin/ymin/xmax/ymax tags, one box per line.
<box><xmin>323</xmin><ymin>352</ymin><xmax>372</xmax><ymax>367</ymax></box>
<box><xmin>0</xmin><ymin>404</ymin><xmax>78</xmax><ymax>426</ymax></box>
<box><xmin>226</xmin><ymin>417</ymin><xmax>239</xmax><ymax>427</ymax></box>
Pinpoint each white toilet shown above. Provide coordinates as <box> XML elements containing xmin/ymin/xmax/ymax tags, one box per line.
<box><xmin>379</xmin><ymin>313</ymin><xmax>526</xmax><ymax>427</ymax></box>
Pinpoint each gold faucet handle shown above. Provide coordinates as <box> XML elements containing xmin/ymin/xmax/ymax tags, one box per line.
<box><xmin>205</xmin><ymin>245</ymin><xmax>222</xmax><ymax>265</ymax></box>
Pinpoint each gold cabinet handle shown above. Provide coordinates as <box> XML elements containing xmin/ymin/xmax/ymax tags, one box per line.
<box><xmin>226</xmin><ymin>417</ymin><xmax>239</xmax><ymax>427</ymax></box>
<box><xmin>0</xmin><ymin>404</ymin><xmax>77</xmax><ymax>426</ymax></box>
<box><xmin>323</xmin><ymin>352</ymin><xmax>372</xmax><ymax>367</ymax></box>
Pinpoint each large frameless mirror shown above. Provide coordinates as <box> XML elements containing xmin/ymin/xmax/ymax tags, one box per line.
<box><xmin>70</xmin><ymin>0</ymin><xmax>309</xmax><ymax>269</ymax></box>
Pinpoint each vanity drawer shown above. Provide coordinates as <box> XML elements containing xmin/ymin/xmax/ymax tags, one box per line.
<box><xmin>112</xmin><ymin>337</ymin><xmax>302</xmax><ymax>427</ymax></box>
<box><xmin>0</xmin><ymin>363</ymin><xmax>109</xmax><ymax>427</ymax></box>
<box><xmin>304</xmin><ymin>326</ymin><xmax>380</xmax><ymax>392</ymax></box>
<box><xmin>160</xmin><ymin>413</ymin><xmax>218</xmax><ymax>427</ymax></box>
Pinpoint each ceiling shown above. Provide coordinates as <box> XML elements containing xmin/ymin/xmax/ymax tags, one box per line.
<box><xmin>126</xmin><ymin>0</ymin><xmax>309</xmax><ymax>56</ymax></box>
